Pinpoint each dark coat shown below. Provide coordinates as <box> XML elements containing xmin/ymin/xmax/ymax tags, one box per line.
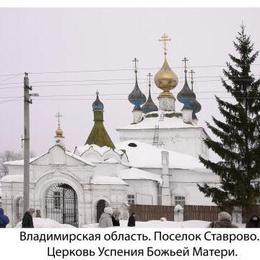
<box><xmin>0</xmin><ymin>208</ymin><xmax>9</xmax><ymax>228</ymax></box>
<box><xmin>22</xmin><ymin>212</ymin><xmax>34</xmax><ymax>228</ymax></box>
<box><xmin>246</xmin><ymin>216</ymin><xmax>260</xmax><ymax>228</ymax></box>
<box><xmin>128</xmin><ymin>215</ymin><xmax>136</xmax><ymax>227</ymax></box>
<box><xmin>112</xmin><ymin>216</ymin><xmax>120</xmax><ymax>226</ymax></box>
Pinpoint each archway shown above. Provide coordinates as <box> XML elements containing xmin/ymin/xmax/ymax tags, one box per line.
<box><xmin>96</xmin><ymin>200</ymin><xmax>108</xmax><ymax>222</ymax></box>
<box><xmin>45</xmin><ymin>183</ymin><xmax>78</xmax><ymax>227</ymax></box>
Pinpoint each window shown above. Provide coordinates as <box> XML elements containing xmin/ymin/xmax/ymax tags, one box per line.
<box><xmin>127</xmin><ymin>194</ymin><xmax>135</xmax><ymax>205</ymax></box>
<box><xmin>54</xmin><ymin>191</ymin><xmax>61</xmax><ymax>209</ymax></box>
<box><xmin>174</xmin><ymin>196</ymin><xmax>185</xmax><ymax>207</ymax></box>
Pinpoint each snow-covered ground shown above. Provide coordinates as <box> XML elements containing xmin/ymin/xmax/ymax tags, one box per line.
<box><xmin>83</xmin><ymin>220</ymin><xmax>211</xmax><ymax>228</ymax></box>
<box><xmin>15</xmin><ymin>218</ymin><xmax>75</xmax><ymax>228</ymax></box>
<box><xmin>13</xmin><ymin>218</ymin><xmax>245</xmax><ymax>228</ymax></box>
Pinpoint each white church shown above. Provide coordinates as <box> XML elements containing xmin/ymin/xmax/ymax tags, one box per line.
<box><xmin>0</xmin><ymin>34</ymin><xmax>219</xmax><ymax>227</ymax></box>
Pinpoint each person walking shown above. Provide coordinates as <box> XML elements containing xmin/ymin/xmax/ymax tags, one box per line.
<box><xmin>99</xmin><ymin>207</ymin><xmax>113</xmax><ymax>228</ymax></box>
<box><xmin>22</xmin><ymin>208</ymin><xmax>35</xmax><ymax>228</ymax></box>
<box><xmin>209</xmin><ymin>211</ymin><xmax>237</xmax><ymax>228</ymax></box>
<box><xmin>246</xmin><ymin>215</ymin><xmax>260</xmax><ymax>228</ymax></box>
<box><xmin>112</xmin><ymin>209</ymin><xmax>120</xmax><ymax>226</ymax></box>
<box><xmin>128</xmin><ymin>212</ymin><xmax>136</xmax><ymax>227</ymax></box>
<box><xmin>0</xmin><ymin>208</ymin><xmax>9</xmax><ymax>228</ymax></box>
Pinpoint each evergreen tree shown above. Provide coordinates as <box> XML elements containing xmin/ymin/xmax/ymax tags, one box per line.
<box><xmin>198</xmin><ymin>26</ymin><xmax>260</xmax><ymax>210</ymax></box>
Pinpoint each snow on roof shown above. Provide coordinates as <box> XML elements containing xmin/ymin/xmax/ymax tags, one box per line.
<box><xmin>0</xmin><ymin>174</ymin><xmax>23</xmax><ymax>183</ymax></box>
<box><xmin>117</xmin><ymin>111</ymin><xmax>202</xmax><ymax>130</ymax></box>
<box><xmin>65</xmin><ymin>151</ymin><xmax>94</xmax><ymax>166</ymax></box>
<box><xmin>90</xmin><ymin>176</ymin><xmax>128</xmax><ymax>185</ymax></box>
<box><xmin>119</xmin><ymin>168</ymin><xmax>162</xmax><ymax>184</ymax></box>
<box><xmin>116</xmin><ymin>140</ymin><xmax>206</xmax><ymax>170</ymax></box>
<box><xmin>75</xmin><ymin>144</ymin><xmax>124</xmax><ymax>157</ymax></box>
<box><xmin>103</xmin><ymin>158</ymin><xmax>120</xmax><ymax>164</ymax></box>
<box><xmin>3</xmin><ymin>147</ymin><xmax>94</xmax><ymax>167</ymax></box>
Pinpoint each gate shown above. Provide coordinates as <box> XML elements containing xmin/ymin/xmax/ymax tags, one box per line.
<box><xmin>45</xmin><ymin>183</ymin><xmax>78</xmax><ymax>227</ymax></box>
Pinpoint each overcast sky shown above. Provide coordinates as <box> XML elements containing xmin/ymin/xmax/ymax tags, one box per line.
<box><xmin>0</xmin><ymin>8</ymin><xmax>259</xmax><ymax>156</ymax></box>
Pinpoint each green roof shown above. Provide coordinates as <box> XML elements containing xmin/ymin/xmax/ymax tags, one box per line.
<box><xmin>85</xmin><ymin>111</ymin><xmax>115</xmax><ymax>149</ymax></box>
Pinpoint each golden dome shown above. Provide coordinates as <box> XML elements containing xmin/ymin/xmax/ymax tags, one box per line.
<box><xmin>55</xmin><ymin>126</ymin><xmax>64</xmax><ymax>138</ymax></box>
<box><xmin>154</xmin><ymin>57</ymin><xmax>178</xmax><ymax>97</ymax></box>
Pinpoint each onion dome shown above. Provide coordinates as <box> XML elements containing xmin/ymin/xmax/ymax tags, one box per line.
<box><xmin>92</xmin><ymin>91</ymin><xmax>104</xmax><ymax>111</ymax></box>
<box><xmin>177</xmin><ymin>57</ymin><xmax>195</xmax><ymax>110</ymax></box>
<box><xmin>86</xmin><ymin>92</ymin><xmax>115</xmax><ymax>149</ymax></box>
<box><xmin>54</xmin><ymin>112</ymin><xmax>64</xmax><ymax>143</ymax></box>
<box><xmin>128</xmin><ymin>58</ymin><xmax>146</xmax><ymax>110</ymax></box>
<box><xmin>142</xmin><ymin>73</ymin><xmax>158</xmax><ymax>114</ymax></box>
<box><xmin>154</xmin><ymin>34</ymin><xmax>178</xmax><ymax>97</ymax></box>
<box><xmin>55</xmin><ymin>127</ymin><xmax>63</xmax><ymax>138</ymax></box>
<box><xmin>190</xmin><ymin>69</ymin><xmax>201</xmax><ymax>119</ymax></box>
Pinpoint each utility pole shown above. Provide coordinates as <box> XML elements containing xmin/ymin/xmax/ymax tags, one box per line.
<box><xmin>23</xmin><ymin>72</ymin><xmax>31</xmax><ymax>213</ymax></box>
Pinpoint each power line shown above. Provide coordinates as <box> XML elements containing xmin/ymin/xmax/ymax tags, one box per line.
<box><xmin>25</xmin><ymin>63</ymin><xmax>260</xmax><ymax>75</ymax></box>
<box><xmin>1</xmin><ymin>74</ymin><xmax>259</xmax><ymax>87</ymax></box>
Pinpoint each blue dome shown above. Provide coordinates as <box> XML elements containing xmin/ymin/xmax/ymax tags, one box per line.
<box><xmin>142</xmin><ymin>84</ymin><xmax>158</xmax><ymax>114</ymax></box>
<box><xmin>191</xmin><ymin>92</ymin><xmax>201</xmax><ymax>119</ymax></box>
<box><xmin>177</xmin><ymin>80</ymin><xmax>195</xmax><ymax>110</ymax></box>
<box><xmin>128</xmin><ymin>74</ymin><xmax>146</xmax><ymax>110</ymax></box>
<box><xmin>92</xmin><ymin>91</ymin><xmax>104</xmax><ymax>111</ymax></box>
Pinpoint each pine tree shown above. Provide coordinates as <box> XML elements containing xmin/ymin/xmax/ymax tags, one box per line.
<box><xmin>198</xmin><ymin>26</ymin><xmax>260</xmax><ymax>210</ymax></box>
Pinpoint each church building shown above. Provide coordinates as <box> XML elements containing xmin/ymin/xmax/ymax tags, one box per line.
<box><xmin>0</xmin><ymin>34</ymin><xmax>218</xmax><ymax>227</ymax></box>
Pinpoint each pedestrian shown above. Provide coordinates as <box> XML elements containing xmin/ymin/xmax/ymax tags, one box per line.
<box><xmin>246</xmin><ymin>215</ymin><xmax>260</xmax><ymax>228</ymax></box>
<box><xmin>99</xmin><ymin>206</ymin><xmax>113</xmax><ymax>228</ymax></box>
<box><xmin>0</xmin><ymin>208</ymin><xmax>9</xmax><ymax>228</ymax></box>
<box><xmin>22</xmin><ymin>208</ymin><xmax>35</xmax><ymax>228</ymax></box>
<box><xmin>35</xmin><ymin>209</ymin><xmax>41</xmax><ymax>218</ymax></box>
<box><xmin>209</xmin><ymin>211</ymin><xmax>238</xmax><ymax>228</ymax></box>
<box><xmin>128</xmin><ymin>212</ymin><xmax>136</xmax><ymax>227</ymax></box>
<box><xmin>112</xmin><ymin>209</ymin><xmax>120</xmax><ymax>226</ymax></box>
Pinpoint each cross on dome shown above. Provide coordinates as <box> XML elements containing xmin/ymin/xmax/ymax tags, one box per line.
<box><xmin>190</xmin><ymin>69</ymin><xmax>195</xmax><ymax>91</ymax></box>
<box><xmin>159</xmin><ymin>33</ymin><xmax>171</xmax><ymax>56</ymax></box>
<box><xmin>182</xmin><ymin>57</ymin><xmax>189</xmax><ymax>73</ymax></box>
<box><xmin>147</xmin><ymin>72</ymin><xmax>152</xmax><ymax>86</ymax></box>
<box><xmin>132</xmin><ymin>57</ymin><xmax>139</xmax><ymax>73</ymax></box>
<box><xmin>55</xmin><ymin>112</ymin><xmax>62</xmax><ymax>128</ymax></box>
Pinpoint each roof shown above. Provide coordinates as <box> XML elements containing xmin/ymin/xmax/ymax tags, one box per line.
<box><xmin>116</xmin><ymin>140</ymin><xmax>206</xmax><ymax>170</ymax></box>
<box><xmin>0</xmin><ymin>174</ymin><xmax>23</xmax><ymax>183</ymax></box>
<box><xmin>65</xmin><ymin>151</ymin><xmax>95</xmax><ymax>166</ymax></box>
<box><xmin>117</xmin><ymin>111</ymin><xmax>202</xmax><ymax>130</ymax></box>
<box><xmin>85</xmin><ymin>121</ymin><xmax>115</xmax><ymax>149</ymax></box>
<box><xmin>90</xmin><ymin>176</ymin><xmax>128</xmax><ymax>185</ymax></box>
<box><xmin>4</xmin><ymin>145</ymin><xmax>94</xmax><ymax>167</ymax></box>
<box><xmin>75</xmin><ymin>144</ymin><xmax>124</xmax><ymax>157</ymax></box>
<box><xmin>119</xmin><ymin>168</ymin><xmax>162</xmax><ymax>184</ymax></box>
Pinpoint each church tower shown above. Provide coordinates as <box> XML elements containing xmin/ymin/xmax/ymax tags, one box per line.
<box><xmin>128</xmin><ymin>58</ymin><xmax>146</xmax><ymax>123</ymax></box>
<box><xmin>154</xmin><ymin>33</ymin><xmax>178</xmax><ymax>111</ymax></box>
<box><xmin>55</xmin><ymin>112</ymin><xmax>65</xmax><ymax>147</ymax></box>
<box><xmin>85</xmin><ymin>92</ymin><xmax>115</xmax><ymax>149</ymax></box>
<box><xmin>117</xmin><ymin>34</ymin><xmax>209</xmax><ymax>159</ymax></box>
<box><xmin>177</xmin><ymin>57</ymin><xmax>195</xmax><ymax>123</ymax></box>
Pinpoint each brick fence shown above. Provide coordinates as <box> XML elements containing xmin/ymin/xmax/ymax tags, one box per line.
<box><xmin>129</xmin><ymin>204</ymin><xmax>260</xmax><ymax>223</ymax></box>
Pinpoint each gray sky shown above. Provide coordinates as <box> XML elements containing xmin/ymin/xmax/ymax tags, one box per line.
<box><xmin>0</xmin><ymin>8</ymin><xmax>259</xmax><ymax>156</ymax></box>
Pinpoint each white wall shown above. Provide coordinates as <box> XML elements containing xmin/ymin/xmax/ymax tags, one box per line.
<box><xmin>125</xmin><ymin>179</ymin><xmax>159</xmax><ymax>205</ymax></box>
